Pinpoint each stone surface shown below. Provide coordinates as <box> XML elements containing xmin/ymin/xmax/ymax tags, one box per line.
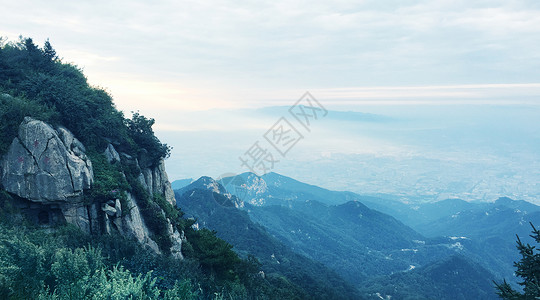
<box><xmin>167</xmin><ymin>220</ymin><xmax>184</xmax><ymax>259</ymax></box>
<box><xmin>62</xmin><ymin>204</ymin><xmax>90</xmax><ymax>233</ymax></box>
<box><xmin>123</xmin><ymin>192</ymin><xmax>161</xmax><ymax>254</ymax></box>
<box><xmin>139</xmin><ymin>159</ymin><xmax>176</xmax><ymax>206</ymax></box>
<box><xmin>1</xmin><ymin>117</ymin><xmax>182</xmax><ymax>258</ymax></box>
<box><xmin>115</xmin><ymin>199</ymin><xmax>122</xmax><ymax>217</ymax></box>
<box><xmin>102</xmin><ymin>203</ymin><xmax>117</xmax><ymax>216</ymax></box>
<box><xmin>1</xmin><ymin>117</ymin><xmax>93</xmax><ymax>203</ymax></box>
<box><xmin>104</xmin><ymin>144</ymin><xmax>120</xmax><ymax>163</ymax></box>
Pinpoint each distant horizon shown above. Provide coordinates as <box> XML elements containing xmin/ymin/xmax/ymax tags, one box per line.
<box><xmin>2</xmin><ymin>0</ymin><xmax>539</xmax><ymax>204</ymax></box>
<box><xmin>169</xmin><ymin>170</ymin><xmax>529</xmax><ymax>205</ymax></box>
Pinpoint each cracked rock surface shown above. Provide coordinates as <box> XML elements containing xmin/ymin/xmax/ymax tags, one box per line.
<box><xmin>1</xmin><ymin>117</ymin><xmax>93</xmax><ymax>203</ymax></box>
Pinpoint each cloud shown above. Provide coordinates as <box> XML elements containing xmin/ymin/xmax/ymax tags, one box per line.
<box><xmin>2</xmin><ymin>0</ymin><xmax>540</xmax><ymax>109</ymax></box>
<box><xmin>312</xmin><ymin>83</ymin><xmax>540</xmax><ymax>106</ymax></box>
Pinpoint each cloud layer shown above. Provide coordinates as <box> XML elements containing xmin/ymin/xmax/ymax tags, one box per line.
<box><xmin>2</xmin><ymin>0</ymin><xmax>540</xmax><ymax>113</ymax></box>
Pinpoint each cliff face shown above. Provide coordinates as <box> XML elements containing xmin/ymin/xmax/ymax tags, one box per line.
<box><xmin>0</xmin><ymin>117</ymin><xmax>182</xmax><ymax>258</ymax></box>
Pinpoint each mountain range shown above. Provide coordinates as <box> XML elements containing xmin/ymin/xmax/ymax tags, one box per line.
<box><xmin>172</xmin><ymin>172</ymin><xmax>534</xmax><ymax>299</ymax></box>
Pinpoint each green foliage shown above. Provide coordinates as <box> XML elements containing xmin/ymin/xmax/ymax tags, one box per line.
<box><xmin>496</xmin><ymin>223</ymin><xmax>540</xmax><ymax>299</ymax></box>
<box><xmin>0</xmin><ymin>36</ymin><xmax>325</xmax><ymax>299</ymax></box>
<box><xmin>0</xmin><ymin>222</ymin><xmax>275</xmax><ymax>299</ymax></box>
<box><xmin>163</xmin><ymin>279</ymin><xmax>201</xmax><ymax>300</ymax></box>
<box><xmin>0</xmin><ymin>35</ymin><xmax>179</xmax><ymax>254</ymax></box>
<box><xmin>186</xmin><ymin>228</ymin><xmax>241</xmax><ymax>280</ymax></box>
<box><xmin>0</xmin><ymin>36</ymin><xmax>167</xmax><ymax>165</ymax></box>
<box><xmin>0</xmin><ymin>93</ymin><xmax>58</xmax><ymax>155</ymax></box>
<box><xmin>86</xmin><ymin>151</ymin><xmax>129</xmax><ymax>208</ymax></box>
<box><xmin>125</xmin><ymin>111</ymin><xmax>171</xmax><ymax>164</ymax></box>
<box><xmin>0</xmin><ymin>226</ymin><xmax>46</xmax><ymax>299</ymax></box>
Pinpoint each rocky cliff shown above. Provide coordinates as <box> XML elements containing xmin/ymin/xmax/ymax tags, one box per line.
<box><xmin>0</xmin><ymin>117</ymin><xmax>183</xmax><ymax>258</ymax></box>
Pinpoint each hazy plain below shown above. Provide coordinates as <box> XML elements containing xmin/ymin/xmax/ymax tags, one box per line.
<box><xmin>158</xmin><ymin>103</ymin><xmax>540</xmax><ymax>204</ymax></box>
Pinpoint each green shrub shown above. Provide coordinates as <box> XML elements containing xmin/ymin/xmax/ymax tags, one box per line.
<box><xmin>185</xmin><ymin>228</ymin><xmax>242</xmax><ymax>281</ymax></box>
<box><xmin>86</xmin><ymin>151</ymin><xmax>130</xmax><ymax>214</ymax></box>
<box><xmin>0</xmin><ymin>93</ymin><xmax>58</xmax><ymax>156</ymax></box>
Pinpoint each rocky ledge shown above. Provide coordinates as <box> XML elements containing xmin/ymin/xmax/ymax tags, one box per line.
<box><xmin>0</xmin><ymin>117</ymin><xmax>183</xmax><ymax>258</ymax></box>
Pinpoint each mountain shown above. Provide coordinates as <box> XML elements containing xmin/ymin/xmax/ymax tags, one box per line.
<box><xmin>360</xmin><ymin>197</ymin><xmax>482</xmax><ymax>228</ymax></box>
<box><xmin>220</xmin><ymin>172</ymin><xmax>536</xmax><ymax>287</ymax></box>
<box><xmin>360</xmin><ymin>195</ymin><xmax>540</xmax><ymax>286</ymax></box>
<box><xmin>220</xmin><ymin>172</ymin><xmax>362</xmax><ymax>206</ymax></box>
<box><xmin>181</xmin><ymin>174</ymin><xmax>500</xmax><ymax>298</ymax></box>
<box><xmin>360</xmin><ymin>255</ymin><xmax>498</xmax><ymax>300</ymax></box>
<box><xmin>416</xmin><ymin>200</ymin><xmax>540</xmax><ymax>284</ymax></box>
<box><xmin>361</xmin><ymin>196</ymin><xmax>540</xmax><ymax>230</ymax></box>
<box><xmin>246</xmin><ymin>199</ymin><xmax>467</xmax><ymax>287</ymax></box>
<box><xmin>175</xmin><ymin>177</ymin><xmax>361</xmax><ymax>299</ymax></box>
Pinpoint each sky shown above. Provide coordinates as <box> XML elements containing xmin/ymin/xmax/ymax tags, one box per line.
<box><xmin>2</xmin><ymin>0</ymin><xmax>540</xmax><ymax>201</ymax></box>
<box><xmin>2</xmin><ymin>0</ymin><xmax>540</xmax><ymax>111</ymax></box>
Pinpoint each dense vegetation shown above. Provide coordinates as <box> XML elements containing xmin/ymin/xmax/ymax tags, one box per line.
<box><xmin>0</xmin><ymin>36</ymin><xmax>179</xmax><ymax>246</ymax></box>
<box><xmin>0</xmin><ymin>214</ymin><xmax>280</xmax><ymax>299</ymax></box>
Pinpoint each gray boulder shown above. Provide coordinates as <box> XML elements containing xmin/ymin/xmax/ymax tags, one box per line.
<box><xmin>1</xmin><ymin>117</ymin><xmax>93</xmax><ymax>203</ymax></box>
<box><xmin>104</xmin><ymin>144</ymin><xmax>120</xmax><ymax>163</ymax></box>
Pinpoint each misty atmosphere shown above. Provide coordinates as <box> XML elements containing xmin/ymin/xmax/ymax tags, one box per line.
<box><xmin>1</xmin><ymin>1</ymin><xmax>540</xmax><ymax>299</ymax></box>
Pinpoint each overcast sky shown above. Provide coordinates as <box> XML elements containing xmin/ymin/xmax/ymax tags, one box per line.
<box><xmin>2</xmin><ymin>0</ymin><xmax>540</xmax><ymax>115</ymax></box>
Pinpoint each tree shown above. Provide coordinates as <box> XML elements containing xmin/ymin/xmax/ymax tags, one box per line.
<box><xmin>42</xmin><ymin>39</ymin><xmax>57</xmax><ymax>62</ymax></box>
<box><xmin>187</xmin><ymin>229</ymin><xmax>241</xmax><ymax>279</ymax></box>
<box><xmin>125</xmin><ymin>111</ymin><xmax>171</xmax><ymax>163</ymax></box>
<box><xmin>495</xmin><ymin>222</ymin><xmax>540</xmax><ymax>299</ymax></box>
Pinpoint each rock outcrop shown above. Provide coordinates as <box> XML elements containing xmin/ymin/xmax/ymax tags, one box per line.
<box><xmin>0</xmin><ymin>118</ymin><xmax>182</xmax><ymax>258</ymax></box>
<box><xmin>1</xmin><ymin>117</ymin><xmax>93</xmax><ymax>202</ymax></box>
<box><xmin>139</xmin><ymin>159</ymin><xmax>176</xmax><ymax>206</ymax></box>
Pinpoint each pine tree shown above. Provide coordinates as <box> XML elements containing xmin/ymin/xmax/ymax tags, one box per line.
<box><xmin>495</xmin><ymin>222</ymin><xmax>540</xmax><ymax>299</ymax></box>
<box><xmin>42</xmin><ymin>39</ymin><xmax>57</xmax><ymax>62</ymax></box>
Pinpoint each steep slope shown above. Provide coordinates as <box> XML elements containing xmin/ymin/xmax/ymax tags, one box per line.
<box><xmin>0</xmin><ymin>116</ymin><xmax>182</xmax><ymax>257</ymax></box>
<box><xmin>175</xmin><ymin>177</ymin><xmax>361</xmax><ymax>300</ymax></box>
<box><xmin>0</xmin><ymin>38</ymin><xmax>183</xmax><ymax>257</ymax></box>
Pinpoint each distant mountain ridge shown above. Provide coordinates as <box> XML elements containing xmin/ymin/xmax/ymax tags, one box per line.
<box><xmin>175</xmin><ymin>177</ymin><xmax>361</xmax><ymax>299</ymax></box>
<box><xmin>219</xmin><ymin>172</ymin><xmax>362</xmax><ymax>206</ymax></box>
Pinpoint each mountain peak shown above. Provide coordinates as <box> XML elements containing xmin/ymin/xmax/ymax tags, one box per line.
<box><xmin>178</xmin><ymin>176</ymin><xmax>244</xmax><ymax>208</ymax></box>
